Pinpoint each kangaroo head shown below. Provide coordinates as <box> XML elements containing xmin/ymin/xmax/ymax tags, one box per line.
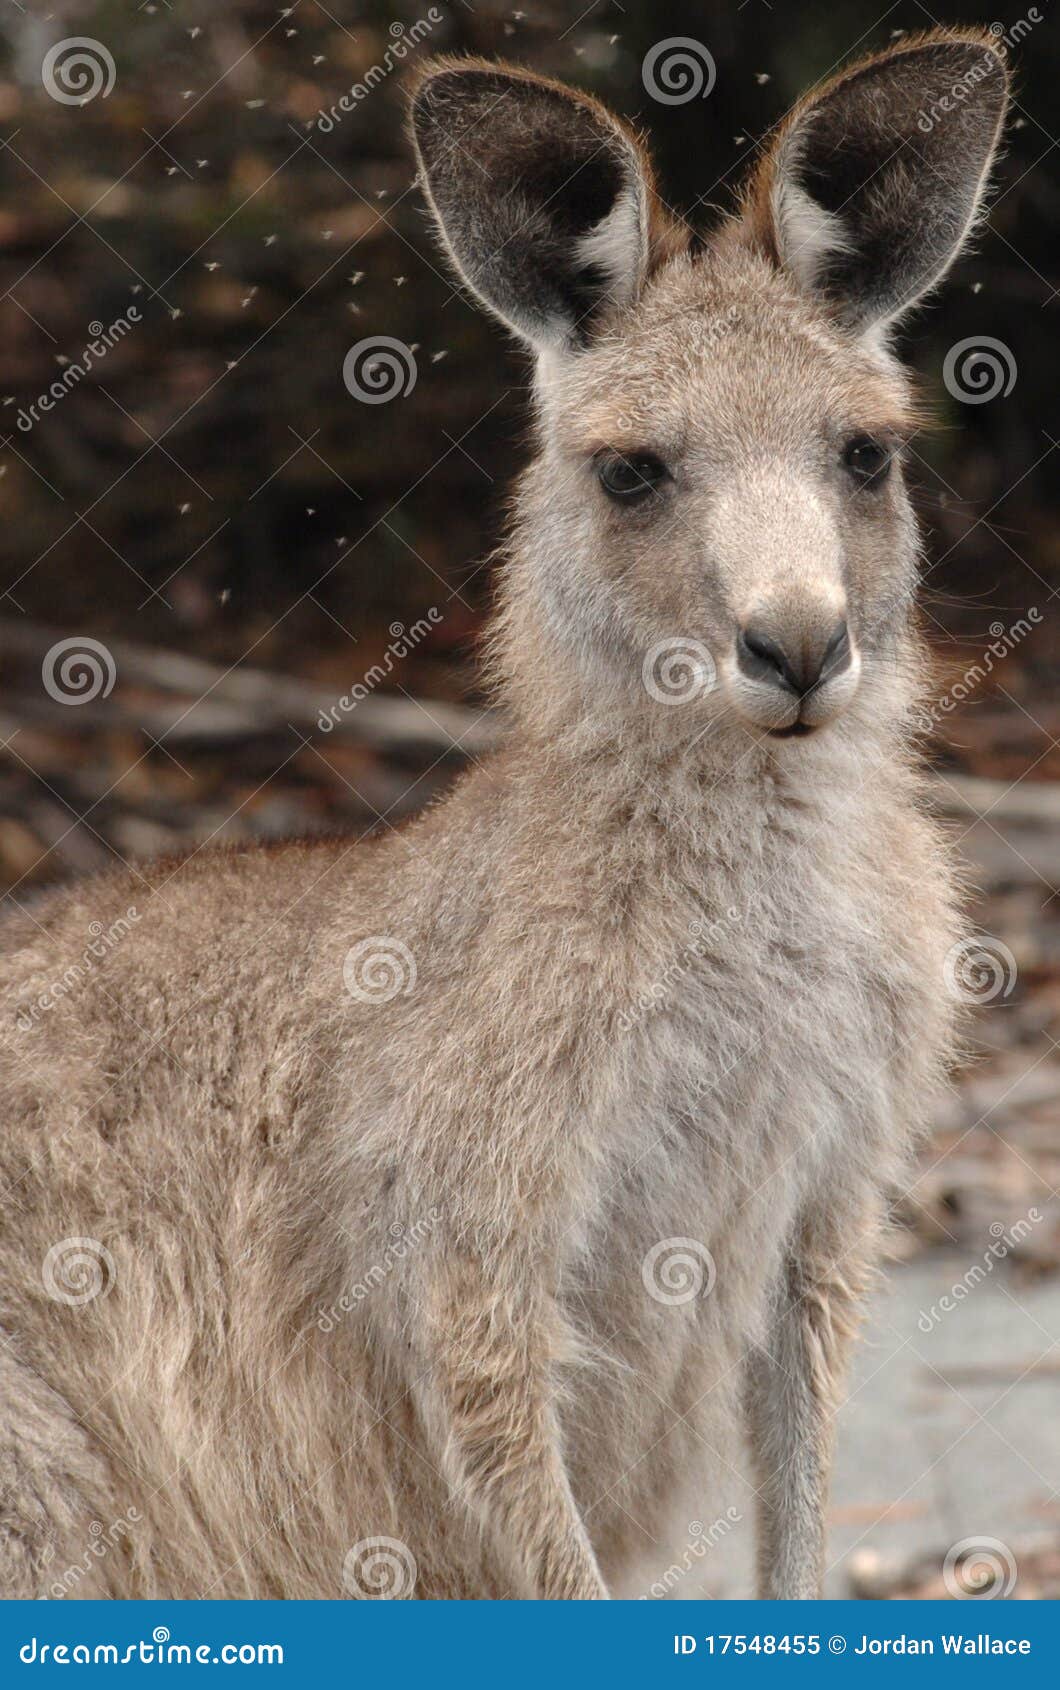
<box><xmin>411</xmin><ymin>31</ymin><xmax>1008</xmax><ymax>750</ymax></box>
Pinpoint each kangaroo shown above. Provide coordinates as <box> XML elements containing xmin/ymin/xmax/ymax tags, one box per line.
<box><xmin>0</xmin><ymin>29</ymin><xmax>1007</xmax><ymax>1601</ymax></box>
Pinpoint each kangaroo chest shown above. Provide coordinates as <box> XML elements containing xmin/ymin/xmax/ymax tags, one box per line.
<box><xmin>559</xmin><ymin>797</ymin><xmax>942</xmax><ymax>1548</ymax></box>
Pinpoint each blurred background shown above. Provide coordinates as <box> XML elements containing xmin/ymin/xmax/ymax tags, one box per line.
<box><xmin>0</xmin><ymin>0</ymin><xmax>1056</xmax><ymax>1599</ymax></box>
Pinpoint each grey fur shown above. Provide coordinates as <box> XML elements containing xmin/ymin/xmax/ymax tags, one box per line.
<box><xmin>0</xmin><ymin>29</ymin><xmax>1007</xmax><ymax>1599</ymax></box>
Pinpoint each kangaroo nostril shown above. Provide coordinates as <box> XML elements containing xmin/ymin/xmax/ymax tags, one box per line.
<box><xmin>818</xmin><ymin>619</ymin><xmax>851</xmax><ymax>686</ymax></box>
<box><xmin>737</xmin><ymin>618</ymin><xmax>852</xmax><ymax>696</ymax></box>
<box><xmin>737</xmin><ymin>626</ymin><xmax>800</xmax><ymax>694</ymax></box>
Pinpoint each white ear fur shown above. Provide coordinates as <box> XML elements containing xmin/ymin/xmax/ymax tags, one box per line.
<box><xmin>771</xmin><ymin>167</ymin><xmax>854</xmax><ymax>294</ymax></box>
<box><xmin>751</xmin><ymin>34</ymin><xmax>1010</xmax><ymax>335</ymax></box>
<box><xmin>572</xmin><ymin>179</ymin><xmax>649</xmax><ymax>315</ymax></box>
<box><xmin>411</xmin><ymin>66</ymin><xmax>653</xmax><ymax>358</ymax></box>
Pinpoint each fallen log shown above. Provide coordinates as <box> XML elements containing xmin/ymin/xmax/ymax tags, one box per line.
<box><xmin>0</xmin><ymin>619</ymin><xmax>502</xmax><ymax>756</ymax></box>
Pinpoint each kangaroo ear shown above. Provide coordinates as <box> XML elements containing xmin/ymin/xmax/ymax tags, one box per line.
<box><xmin>411</xmin><ymin>60</ymin><xmax>656</xmax><ymax>353</ymax></box>
<box><xmin>742</xmin><ymin>29</ymin><xmax>1009</xmax><ymax>333</ymax></box>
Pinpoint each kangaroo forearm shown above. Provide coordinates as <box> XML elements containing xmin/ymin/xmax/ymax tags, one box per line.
<box><xmin>747</xmin><ymin>1341</ymin><xmax>831</xmax><ymax>1600</ymax></box>
<box><xmin>474</xmin><ymin>1447</ymin><xmax>607</xmax><ymax>1600</ymax></box>
<box><xmin>418</xmin><ymin>1370</ymin><xmax>607</xmax><ymax>1598</ymax></box>
<box><xmin>416</xmin><ymin>1266</ymin><xmax>607</xmax><ymax>1599</ymax></box>
<box><xmin>747</xmin><ymin>1221</ymin><xmax>875</xmax><ymax>1600</ymax></box>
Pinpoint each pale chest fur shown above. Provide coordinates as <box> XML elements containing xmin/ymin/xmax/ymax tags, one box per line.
<box><xmin>553</xmin><ymin>759</ymin><xmax>960</xmax><ymax>1561</ymax></box>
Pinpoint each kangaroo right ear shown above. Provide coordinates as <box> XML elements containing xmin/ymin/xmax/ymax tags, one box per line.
<box><xmin>411</xmin><ymin>60</ymin><xmax>655</xmax><ymax>354</ymax></box>
<box><xmin>740</xmin><ymin>29</ymin><xmax>1010</xmax><ymax>334</ymax></box>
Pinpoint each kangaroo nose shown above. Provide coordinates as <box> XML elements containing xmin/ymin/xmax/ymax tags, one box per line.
<box><xmin>736</xmin><ymin>618</ymin><xmax>850</xmax><ymax>696</ymax></box>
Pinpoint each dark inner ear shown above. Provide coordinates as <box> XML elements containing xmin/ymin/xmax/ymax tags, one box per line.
<box><xmin>774</xmin><ymin>38</ymin><xmax>1008</xmax><ymax>326</ymax></box>
<box><xmin>521</xmin><ymin>142</ymin><xmax>626</xmax><ymax>341</ymax></box>
<box><xmin>412</xmin><ymin>66</ymin><xmax>649</xmax><ymax>349</ymax></box>
<box><xmin>796</xmin><ymin>135</ymin><xmax>929</xmax><ymax>318</ymax></box>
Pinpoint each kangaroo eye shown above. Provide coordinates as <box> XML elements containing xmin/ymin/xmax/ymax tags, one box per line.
<box><xmin>597</xmin><ymin>450</ymin><xmax>668</xmax><ymax>501</ymax></box>
<box><xmin>843</xmin><ymin>434</ymin><xmax>892</xmax><ymax>486</ymax></box>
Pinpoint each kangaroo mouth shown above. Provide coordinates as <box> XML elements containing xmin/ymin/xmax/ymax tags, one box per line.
<box><xmin>768</xmin><ymin>720</ymin><xmax>816</xmax><ymax>739</ymax></box>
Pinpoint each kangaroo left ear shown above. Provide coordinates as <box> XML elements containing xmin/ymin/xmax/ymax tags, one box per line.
<box><xmin>411</xmin><ymin>59</ymin><xmax>663</xmax><ymax>356</ymax></box>
<box><xmin>741</xmin><ymin>28</ymin><xmax>1010</xmax><ymax>333</ymax></box>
